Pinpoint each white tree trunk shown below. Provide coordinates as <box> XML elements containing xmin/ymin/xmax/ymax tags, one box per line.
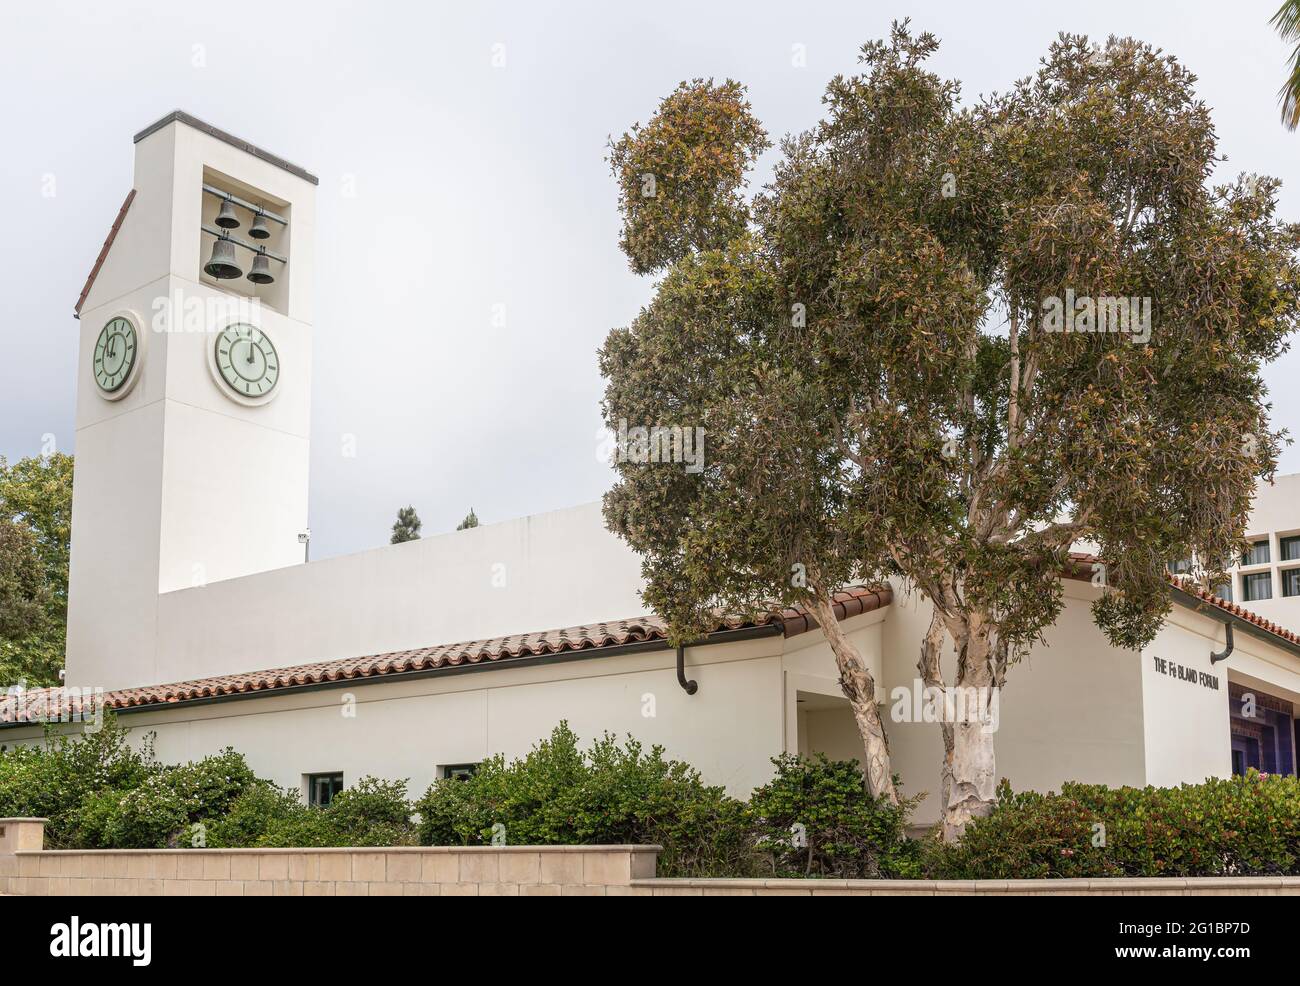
<box><xmin>916</xmin><ymin>609</ymin><xmax>954</xmax><ymax>814</ymax></box>
<box><xmin>810</xmin><ymin>590</ymin><xmax>898</xmax><ymax>805</ymax></box>
<box><xmin>941</xmin><ymin>621</ymin><xmax>998</xmax><ymax>842</ymax></box>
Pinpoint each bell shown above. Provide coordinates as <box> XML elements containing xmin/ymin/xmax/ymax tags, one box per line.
<box><xmin>203</xmin><ymin>237</ymin><xmax>242</xmax><ymax>279</ymax></box>
<box><xmin>248</xmin><ymin>211</ymin><xmax>271</xmax><ymax>239</ymax></box>
<box><xmin>246</xmin><ymin>250</ymin><xmax>275</xmax><ymax>285</ymax></box>
<box><xmin>215</xmin><ymin>198</ymin><xmax>241</xmax><ymax>229</ymax></box>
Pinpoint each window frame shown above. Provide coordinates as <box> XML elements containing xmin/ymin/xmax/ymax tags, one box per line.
<box><xmin>306</xmin><ymin>771</ymin><xmax>344</xmax><ymax>808</ymax></box>
<box><xmin>1242</xmin><ymin>539</ymin><xmax>1271</xmax><ymax>567</ymax></box>
<box><xmin>1242</xmin><ymin>571</ymin><xmax>1273</xmax><ymax>602</ymax></box>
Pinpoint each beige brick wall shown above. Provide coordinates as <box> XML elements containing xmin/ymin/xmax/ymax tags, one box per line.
<box><xmin>0</xmin><ymin>817</ymin><xmax>660</xmax><ymax>897</ymax></box>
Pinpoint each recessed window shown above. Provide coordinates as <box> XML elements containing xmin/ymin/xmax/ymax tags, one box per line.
<box><xmin>1281</xmin><ymin>536</ymin><xmax>1300</xmax><ymax>563</ymax></box>
<box><xmin>1283</xmin><ymin>569</ymin><xmax>1300</xmax><ymax>599</ymax></box>
<box><xmin>1243</xmin><ymin>572</ymin><xmax>1273</xmax><ymax>602</ymax></box>
<box><xmin>1167</xmin><ymin>558</ymin><xmax>1193</xmax><ymax>576</ymax></box>
<box><xmin>307</xmin><ymin>772</ymin><xmax>344</xmax><ymax>807</ymax></box>
<box><xmin>1242</xmin><ymin>540</ymin><xmax>1271</xmax><ymax>567</ymax></box>
<box><xmin>441</xmin><ymin>763</ymin><xmax>478</xmax><ymax>781</ymax></box>
<box><xmin>1213</xmin><ymin>581</ymin><xmax>1233</xmax><ymax>603</ymax></box>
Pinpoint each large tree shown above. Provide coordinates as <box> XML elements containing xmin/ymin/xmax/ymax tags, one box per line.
<box><xmin>0</xmin><ymin>453</ymin><xmax>74</xmax><ymax>687</ymax></box>
<box><xmin>600</xmin><ymin>24</ymin><xmax>1300</xmax><ymax>838</ymax></box>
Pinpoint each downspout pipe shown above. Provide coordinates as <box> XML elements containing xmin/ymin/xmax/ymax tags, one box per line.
<box><xmin>676</xmin><ymin>645</ymin><xmax>698</xmax><ymax>695</ymax></box>
<box><xmin>1211</xmin><ymin>620</ymin><xmax>1234</xmax><ymax>665</ymax></box>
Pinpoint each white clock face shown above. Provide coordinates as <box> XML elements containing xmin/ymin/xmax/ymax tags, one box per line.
<box><xmin>93</xmin><ymin>316</ymin><xmax>140</xmax><ymax>395</ymax></box>
<box><xmin>214</xmin><ymin>323</ymin><xmax>280</xmax><ymax>400</ymax></box>
<box><xmin>92</xmin><ymin>314</ymin><xmax>146</xmax><ymax>399</ymax></box>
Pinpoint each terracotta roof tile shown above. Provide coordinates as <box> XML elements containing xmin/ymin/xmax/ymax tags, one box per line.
<box><xmin>1065</xmin><ymin>551</ymin><xmax>1300</xmax><ymax>648</ymax></box>
<box><xmin>0</xmin><ymin>586</ymin><xmax>892</xmax><ymax>725</ymax></box>
<box><xmin>74</xmin><ymin>189</ymin><xmax>135</xmax><ymax>318</ymax></box>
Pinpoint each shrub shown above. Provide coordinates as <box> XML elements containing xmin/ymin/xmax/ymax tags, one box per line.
<box><xmin>202</xmin><ymin>776</ymin><xmax>415</xmax><ymax>848</ymax></box>
<box><xmin>67</xmin><ymin>773</ymin><xmax>189</xmax><ymax>849</ymax></box>
<box><xmin>748</xmin><ymin>754</ymin><xmax>922</xmax><ymax>878</ymax></box>
<box><xmin>415</xmin><ymin>722</ymin><xmax>756</xmax><ymax>876</ymax></box>
<box><xmin>199</xmin><ymin>782</ymin><xmax>308</xmax><ymax>848</ymax></box>
<box><xmin>169</xmin><ymin>747</ymin><xmax>259</xmax><ymax>823</ymax></box>
<box><xmin>929</xmin><ymin>773</ymin><xmax>1300</xmax><ymax>879</ymax></box>
<box><xmin>0</xmin><ymin>717</ymin><xmax>157</xmax><ymax>847</ymax></box>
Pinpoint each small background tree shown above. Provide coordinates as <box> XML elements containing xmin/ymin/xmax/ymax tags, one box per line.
<box><xmin>0</xmin><ymin>453</ymin><xmax>73</xmax><ymax>687</ymax></box>
<box><xmin>456</xmin><ymin>508</ymin><xmax>479</xmax><ymax>531</ymax></box>
<box><xmin>390</xmin><ymin>505</ymin><xmax>422</xmax><ymax>544</ymax></box>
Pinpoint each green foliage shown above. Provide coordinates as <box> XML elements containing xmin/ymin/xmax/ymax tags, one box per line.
<box><xmin>1274</xmin><ymin>0</ymin><xmax>1300</xmax><ymax>129</ymax></box>
<box><xmin>69</xmin><ymin>774</ymin><xmax>189</xmax><ymax>849</ymax></box>
<box><xmin>600</xmin><ymin>24</ymin><xmax>1300</xmax><ymax>752</ymax></box>
<box><xmin>929</xmin><ymin>774</ymin><xmax>1300</xmax><ymax>878</ymax></box>
<box><xmin>0</xmin><ymin>517</ymin><xmax>46</xmax><ymax>638</ymax></box>
<box><xmin>201</xmin><ymin>776</ymin><xmax>416</xmax><ymax>848</ymax></box>
<box><xmin>0</xmin><ymin>718</ymin><xmax>156</xmax><ymax>846</ymax></box>
<box><xmin>748</xmin><ymin>755</ymin><xmax>921</xmax><ymax>878</ymax></box>
<box><xmin>390</xmin><ymin>505</ymin><xmax>422</xmax><ymax>543</ymax></box>
<box><xmin>200</xmin><ymin>782</ymin><xmax>308</xmax><ymax>848</ymax></box>
<box><xmin>609</xmin><ymin>79</ymin><xmax>770</xmax><ymax>275</ymax></box>
<box><xmin>0</xmin><ymin>453</ymin><xmax>73</xmax><ymax>688</ymax></box>
<box><xmin>415</xmin><ymin>722</ymin><xmax>756</xmax><ymax>877</ymax></box>
<box><xmin>456</xmin><ymin>508</ymin><xmax>479</xmax><ymax>531</ymax></box>
<box><xmin>13</xmin><ymin>716</ymin><xmax>1299</xmax><ymax>881</ymax></box>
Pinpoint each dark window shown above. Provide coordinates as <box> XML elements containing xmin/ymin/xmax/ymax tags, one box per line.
<box><xmin>1230</xmin><ymin>683</ymin><xmax>1295</xmax><ymax>776</ymax></box>
<box><xmin>1213</xmin><ymin>581</ymin><xmax>1233</xmax><ymax>603</ymax></box>
<box><xmin>1283</xmin><ymin>569</ymin><xmax>1300</xmax><ymax>599</ymax></box>
<box><xmin>308</xmin><ymin>772</ymin><xmax>344</xmax><ymax>807</ymax></box>
<box><xmin>1282</xmin><ymin>536</ymin><xmax>1300</xmax><ymax>563</ymax></box>
<box><xmin>1167</xmin><ymin>558</ymin><xmax>1193</xmax><ymax>575</ymax></box>
<box><xmin>1243</xmin><ymin>572</ymin><xmax>1273</xmax><ymax>602</ymax></box>
<box><xmin>441</xmin><ymin>763</ymin><xmax>478</xmax><ymax>781</ymax></box>
<box><xmin>1242</xmin><ymin>540</ymin><xmax>1271</xmax><ymax>566</ymax></box>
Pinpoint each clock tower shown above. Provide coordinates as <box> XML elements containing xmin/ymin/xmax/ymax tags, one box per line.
<box><xmin>66</xmin><ymin>112</ymin><xmax>317</xmax><ymax>691</ymax></box>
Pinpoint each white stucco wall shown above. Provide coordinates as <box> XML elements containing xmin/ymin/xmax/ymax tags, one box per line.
<box><xmin>150</xmin><ymin>500</ymin><xmax>647</xmax><ymax>685</ymax></box>
<box><xmin>1139</xmin><ymin>613</ymin><xmax>1232</xmax><ymax>787</ymax></box>
<box><xmin>882</xmin><ymin>579</ymin><xmax>1147</xmax><ymax>825</ymax></box>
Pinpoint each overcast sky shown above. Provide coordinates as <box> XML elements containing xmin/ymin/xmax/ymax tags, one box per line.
<box><xmin>2</xmin><ymin>0</ymin><xmax>1298</xmax><ymax>560</ymax></box>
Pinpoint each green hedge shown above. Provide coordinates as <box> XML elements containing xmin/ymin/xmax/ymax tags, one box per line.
<box><xmin>414</xmin><ymin>723</ymin><xmax>757</xmax><ymax>877</ymax></box>
<box><xmin>412</xmin><ymin>724</ymin><xmax>915</xmax><ymax>878</ymax></box>
<box><xmin>17</xmin><ymin>717</ymin><xmax>1298</xmax><ymax>881</ymax></box>
<box><xmin>929</xmin><ymin>775</ymin><xmax>1300</xmax><ymax>879</ymax></box>
<box><xmin>0</xmin><ymin>717</ymin><xmax>914</xmax><ymax>878</ymax></box>
<box><xmin>0</xmin><ymin>718</ymin><xmax>413</xmax><ymax>850</ymax></box>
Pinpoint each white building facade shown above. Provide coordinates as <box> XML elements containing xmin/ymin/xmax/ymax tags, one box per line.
<box><xmin>7</xmin><ymin>114</ymin><xmax>1300</xmax><ymax>827</ymax></box>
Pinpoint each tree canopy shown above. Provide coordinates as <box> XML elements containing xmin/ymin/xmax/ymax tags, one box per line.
<box><xmin>0</xmin><ymin>453</ymin><xmax>73</xmax><ymax>687</ymax></box>
<box><xmin>600</xmin><ymin>24</ymin><xmax>1300</xmax><ymax>834</ymax></box>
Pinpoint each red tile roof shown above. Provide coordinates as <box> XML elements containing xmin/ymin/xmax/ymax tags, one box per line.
<box><xmin>0</xmin><ymin>586</ymin><xmax>891</xmax><ymax>724</ymax></box>
<box><xmin>1065</xmin><ymin>551</ymin><xmax>1300</xmax><ymax>649</ymax></box>
<box><xmin>74</xmin><ymin>189</ymin><xmax>135</xmax><ymax>319</ymax></box>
